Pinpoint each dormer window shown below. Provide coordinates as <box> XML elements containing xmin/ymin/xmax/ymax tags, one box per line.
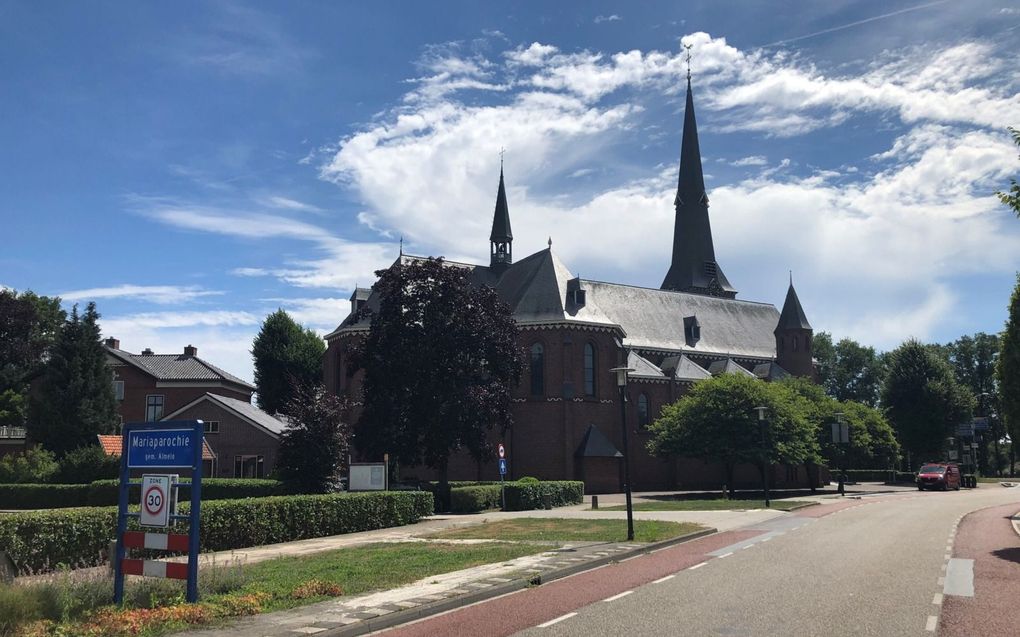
<box><xmin>683</xmin><ymin>315</ymin><xmax>701</xmax><ymax>347</ymax></box>
<box><xmin>703</xmin><ymin>261</ymin><xmax>717</xmax><ymax>278</ymax></box>
<box><xmin>567</xmin><ymin>277</ymin><xmax>586</xmax><ymax>308</ymax></box>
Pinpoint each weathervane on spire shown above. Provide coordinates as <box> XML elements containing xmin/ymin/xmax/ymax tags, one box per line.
<box><xmin>499</xmin><ymin>147</ymin><xmax>505</xmax><ymax>169</ymax></box>
<box><xmin>399</xmin><ymin>236</ymin><xmax>404</xmax><ymax>256</ymax></box>
<box><xmin>684</xmin><ymin>43</ymin><xmax>693</xmax><ymax>82</ymax></box>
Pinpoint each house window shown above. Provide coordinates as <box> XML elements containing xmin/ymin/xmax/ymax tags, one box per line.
<box><xmin>203</xmin><ymin>421</ymin><xmax>220</xmax><ymax>434</ymax></box>
<box><xmin>638</xmin><ymin>394</ymin><xmax>650</xmax><ymax>428</ymax></box>
<box><xmin>145</xmin><ymin>395</ymin><xmax>164</xmax><ymax>421</ymax></box>
<box><xmin>234</xmin><ymin>455</ymin><xmax>264</xmax><ymax>478</ymax></box>
<box><xmin>583</xmin><ymin>343</ymin><xmax>596</xmax><ymax>397</ymax></box>
<box><xmin>530</xmin><ymin>343</ymin><xmax>544</xmax><ymax>396</ymax></box>
<box><xmin>113</xmin><ymin>381</ymin><xmax>124</xmax><ymax>401</ymax></box>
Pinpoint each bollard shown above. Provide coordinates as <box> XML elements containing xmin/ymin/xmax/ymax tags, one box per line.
<box><xmin>592</xmin><ymin>495</ymin><xmax>599</xmax><ymax>510</ymax></box>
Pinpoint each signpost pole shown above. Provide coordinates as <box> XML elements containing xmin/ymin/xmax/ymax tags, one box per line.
<box><xmin>113</xmin><ymin>434</ymin><xmax>130</xmax><ymax>604</ymax></box>
<box><xmin>186</xmin><ymin>420</ymin><xmax>202</xmax><ymax>603</ymax></box>
<box><xmin>498</xmin><ymin>444</ymin><xmax>507</xmax><ymax>511</ymax></box>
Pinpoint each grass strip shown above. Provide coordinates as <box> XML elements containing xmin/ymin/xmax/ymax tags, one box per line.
<box><xmin>597</xmin><ymin>499</ymin><xmax>812</xmax><ymax>512</ymax></box>
<box><xmin>426</xmin><ymin>518</ymin><xmax>705</xmax><ymax>543</ymax></box>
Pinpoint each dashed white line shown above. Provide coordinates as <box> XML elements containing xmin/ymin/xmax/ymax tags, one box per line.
<box><xmin>688</xmin><ymin>562</ymin><xmax>707</xmax><ymax>570</ymax></box>
<box><xmin>652</xmin><ymin>574</ymin><xmax>675</xmax><ymax>584</ymax></box>
<box><xmin>743</xmin><ymin>544</ymin><xmax>754</xmax><ymax>550</ymax></box>
<box><xmin>933</xmin><ymin>593</ymin><xmax>943</xmax><ymax>605</ymax></box>
<box><xmin>603</xmin><ymin>591</ymin><xmax>633</xmax><ymax>602</ymax></box>
<box><xmin>538</xmin><ymin>612</ymin><xmax>577</xmax><ymax>628</ymax></box>
<box><xmin>717</xmin><ymin>552</ymin><xmax>733</xmax><ymax>559</ymax></box>
<box><xmin>761</xmin><ymin>536</ymin><xmax>773</xmax><ymax>542</ymax></box>
<box><xmin>926</xmin><ymin>615</ymin><xmax>938</xmax><ymax>632</ymax></box>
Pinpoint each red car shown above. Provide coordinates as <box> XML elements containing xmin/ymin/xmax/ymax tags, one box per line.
<box><xmin>916</xmin><ymin>463</ymin><xmax>961</xmax><ymax>491</ymax></box>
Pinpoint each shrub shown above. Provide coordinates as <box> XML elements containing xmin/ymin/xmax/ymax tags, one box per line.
<box><xmin>504</xmin><ymin>480</ymin><xmax>583</xmax><ymax>511</ymax></box>
<box><xmin>0</xmin><ymin>584</ymin><xmax>45</xmax><ymax>634</ymax></box>
<box><xmin>0</xmin><ymin>448</ymin><xmax>59</xmax><ymax>484</ymax></box>
<box><xmin>517</xmin><ymin>476</ymin><xmax>539</xmax><ymax>484</ymax></box>
<box><xmin>450</xmin><ymin>485</ymin><xmax>503</xmax><ymax>513</ymax></box>
<box><xmin>0</xmin><ymin>484</ymin><xmax>92</xmax><ymax>509</ymax></box>
<box><xmin>0</xmin><ymin>491</ymin><xmax>434</xmax><ymax>575</ymax></box>
<box><xmin>55</xmin><ymin>445</ymin><xmax>120</xmax><ymax>483</ymax></box>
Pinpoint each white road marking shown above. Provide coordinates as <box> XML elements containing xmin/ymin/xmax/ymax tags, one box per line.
<box><xmin>761</xmin><ymin>537</ymin><xmax>772</xmax><ymax>542</ymax></box>
<box><xmin>743</xmin><ymin>545</ymin><xmax>754</xmax><ymax>550</ymax></box>
<box><xmin>652</xmin><ymin>574</ymin><xmax>675</xmax><ymax>584</ymax></box>
<box><xmin>933</xmin><ymin>594</ymin><xmax>943</xmax><ymax>605</ymax></box>
<box><xmin>717</xmin><ymin>552</ymin><xmax>733</xmax><ymax>559</ymax></box>
<box><xmin>538</xmin><ymin>613</ymin><xmax>577</xmax><ymax>628</ymax></box>
<box><xmin>603</xmin><ymin>591</ymin><xmax>633</xmax><ymax>602</ymax></box>
<box><xmin>938</xmin><ymin>577</ymin><xmax>945</xmax><ymax>586</ymax></box>
<box><xmin>944</xmin><ymin>558</ymin><xmax>975</xmax><ymax>597</ymax></box>
<box><xmin>688</xmin><ymin>562</ymin><xmax>706</xmax><ymax>570</ymax></box>
<box><xmin>926</xmin><ymin>615</ymin><xmax>938</xmax><ymax>632</ymax></box>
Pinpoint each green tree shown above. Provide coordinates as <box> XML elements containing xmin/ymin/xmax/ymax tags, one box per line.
<box><xmin>0</xmin><ymin>289</ymin><xmax>65</xmax><ymax>427</ymax></box>
<box><xmin>812</xmin><ymin>332</ymin><xmax>886</xmax><ymax>407</ymax></box>
<box><xmin>355</xmin><ymin>258</ymin><xmax>523</xmax><ymax>506</ymax></box>
<box><xmin>938</xmin><ymin>332</ymin><xmax>1000</xmax><ymax>475</ymax></box>
<box><xmin>996</xmin><ymin>273</ymin><xmax>1020</xmax><ymax>476</ymax></box>
<box><xmin>277</xmin><ymin>380</ymin><xmax>352</xmax><ymax>493</ymax></box>
<box><xmin>648</xmin><ymin>373</ymin><xmax>819</xmax><ymax>497</ymax></box>
<box><xmin>28</xmin><ymin>303</ymin><xmax>118</xmax><ymax>455</ymax></box>
<box><xmin>882</xmin><ymin>339</ymin><xmax>974</xmax><ymax>468</ymax></box>
<box><xmin>252</xmin><ymin>309</ymin><xmax>326</xmax><ymax>415</ymax></box>
<box><xmin>997</xmin><ymin>127</ymin><xmax>1020</xmax><ymax>218</ymax></box>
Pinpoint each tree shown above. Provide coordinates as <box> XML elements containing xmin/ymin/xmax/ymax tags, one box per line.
<box><xmin>812</xmin><ymin>332</ymin><xmax>885</xmax><ymax>407</ymax></box>
<box><xmin>28</xmin><ymin>303</ymin><xmax>118</xmax><ymax>455</ymax></box>
<box><xmin>276</xmin><ymin>381</ymin><xmax>352</xmax><ymax>493</ymax></box>
<box><xmin>937</xmin><ymin>332</ymin><xmax>1000</xmax><ymax>475</ymax></box>
<box><xmin>0</xmin><ymin>289</ymin><xmax>65</xmax><ymax>427</ymax></box>
<box><xmin>997</xmin><ymin>127</ymin><xmax>1020</xmax><ymax>218</ymax></box>
<box><xmin>252</xmin><ymin>309</ymin><xmax>326</xmax><ymax>415</ymax></box>
<box><xmin>882</xmin><ymin>339</ymin><xmax>974</xmax><ymax>468</ymax></box>
<box><xmin>648</xmin><ymin>373</ymin><xmax>819</xmax><ymax>497</ymax></box>
<box><xmin>354</xmin><ymin>258</ymin><xmax>523</xmax><ymax>504</ymax></box>
<box><xmin>996</xmin><ymin>273</ymin><xmax>1020</xmax><ymax>476</ymax></box>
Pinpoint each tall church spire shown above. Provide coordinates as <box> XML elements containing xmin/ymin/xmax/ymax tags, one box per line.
<box><xmin>660</xmin><ymin>55</ymin><xmax>737</xmax><ymax>298</ymax></box>
<box><xmin>489</xmin><ymin>162</ymin><xmax>513</xmax><ymax>273</ymax></box>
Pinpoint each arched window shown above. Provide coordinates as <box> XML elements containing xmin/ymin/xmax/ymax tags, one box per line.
<box><xmin>780</xmin><ymin>336</ymin><xmax>785</xmax><ymax>351</ymax></box>
<box><xmin>530</xmin><ymin>343</ymin><xmax>544</xmax><ymax>396</ymax></box>
<box><xmin>793</xmin><ymin>336</ymin><xmax>799</xmax><ymax>351</ymax></box>
<box><xmin>638</xmin><ymin>393</ymin><xmax>650</xmax><ymax>428</ymax></box>
<box><xmin>583</xmin><ymin>343</ymin><xmax>596</xmax><ymax>397</ymax></box>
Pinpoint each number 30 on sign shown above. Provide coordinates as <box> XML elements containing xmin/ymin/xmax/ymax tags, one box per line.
<box><xmin>140</xmin><ymin>475</ymin><xmax>175</xmax><ymax>527</ymax></box>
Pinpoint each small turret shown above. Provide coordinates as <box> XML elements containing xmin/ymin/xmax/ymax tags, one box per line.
<box><xmin>774</xmin><ymin>274</ymin><xmax>814</xmax><ymax>378</ymax></box>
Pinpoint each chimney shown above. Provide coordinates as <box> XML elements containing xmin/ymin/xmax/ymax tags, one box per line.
<box><xmin>141</xmin><ymin>348</ymin><xmax>154</xmax><ymax>356</ymax></box>
<box><xmin>104</xmin><ymin>337</ymin><xmax>120</xmax><ymax>349</ymax></box>
<box><xmin>183</xmin><ymin>344</ymin><xmax>198</xmax><ymax>357</ymax></box>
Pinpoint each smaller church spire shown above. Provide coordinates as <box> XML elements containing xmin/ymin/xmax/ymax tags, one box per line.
<box><xmin>776</xmin><ymin>279</ymin><xmax>812</xmax><ymax>331</ymax></box>
<box><xmin>489</xmin><ymin>162</ymin><xmax>513</xmax><ymax>273</ymax></box>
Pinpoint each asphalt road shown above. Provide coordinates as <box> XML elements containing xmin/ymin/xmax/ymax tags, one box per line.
<box><xmin>379</xmin><ymin>487</ymin><xmax>1020</xmax><ymax>637</ymax></box>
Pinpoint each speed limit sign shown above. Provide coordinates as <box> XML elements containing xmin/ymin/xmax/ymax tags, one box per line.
<box><xmin>140</xmin><ymin>475</ymin><xmax>175</xmax><ymax>527</ymax></box>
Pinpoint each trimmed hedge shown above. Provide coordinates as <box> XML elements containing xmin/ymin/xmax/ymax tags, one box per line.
<box><xmin>504</xmin><ymin>480</ymin><xmax>583</xmax><ymax>511</ymax></box>
<box><xmin>0</xmin><ymin>479</ymin><xmax>287</xmax><ymax>509</ymax></box>
<box><xmin>450</xmin><ymin>485</ymin><xmax>503</xmax><ymax>513</ymax></box>
<box><xmin>0</xmin><ymin>491</ymin><xmax>433</xmax><ymax>574</ymax></box>
<box><xmin>840</xmin><ymin>470</ymin><xmax>915</xmax><ymax>483</ymax></box>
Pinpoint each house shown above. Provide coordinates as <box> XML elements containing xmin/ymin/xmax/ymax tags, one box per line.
<box><xmin>161</xmin><ymin>393</ymin><xmax>287</xmax><ymax>479</ymax></box>
<box><xmin>97</xmin><ymin>433</ymin><xmax>217</xmax><ymax>477</ymax></box>
<box><xmin>0</xmin><ymin>426</ymin><xmax>27</xmax><ymax>458</ymax></box>
<box><xmin>325</xmin><ymin>76</ymin><xmax>819</xmax><ymax>493</ymax></box>
<box><xmin>103</xmin><ymin>340</ymin><xmax>254</xmax><ymax>425</ymax></box>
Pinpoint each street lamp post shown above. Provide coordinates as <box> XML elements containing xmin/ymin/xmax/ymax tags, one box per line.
<box><xmin>754</xmin><ymin>406</ymin><xmax>770</xmax><ymax>508</ymax></box>
<box><xmin>833</xmin><ymin>412</ymin><xmax>847</xmax><ymax>496</ymax></box>
<box><xmin>610</xmin><ymin>366</ymin><xmax>636</xmax><ymax>541</ymax></box>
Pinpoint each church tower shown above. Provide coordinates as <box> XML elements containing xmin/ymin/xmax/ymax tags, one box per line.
<box><xmin>661</xmin><ymin>68</ymin><xmax>737</xmax><ymax>298</ymax></box>
<box><xmin>489</xmin><ymin>165</ymin><xmax>513</xmax><ymax>274</ymax></box>
<box><xmin>775</xmin><ymin>277</ymin><xmax>814</xmax><ymax>378</ymax></box>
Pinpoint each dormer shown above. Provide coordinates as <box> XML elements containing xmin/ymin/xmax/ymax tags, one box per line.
<box><xmin>567</xmin><ymin>277</ymin><xmax>586</xmax><ymax>308</ymax></box>
<box><xmin>350</xmin><ymin>287</ymin><xmax>371</xmax><ymax>315</ymax></box>
<box><xmin>683</xmin><ymin>315</ymin><xmax>701</xmax><ymax>347</ymax></box>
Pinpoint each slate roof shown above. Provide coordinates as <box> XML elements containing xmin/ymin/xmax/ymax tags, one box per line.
<box><xmin>660</xmin><ymin>354</ymin><xmax>713</xmax><ymax>381</ymax></box>
<box><xmin>326</xmin><ymin>248</ymin><xmax>780</xmax><ymax>361</ymax></box>
<box><xmin>96</xmin><ymin>434</ymin><xmax>216</xmax><ymax>460</ymax></box>
<box><xmin>753</xmin><ymin>361</ymin><xmax>791</xmax><ymax>381</ymax></box>
<box><xmin>162</xmin><ymin>393</ymin><xmax>288</xmax><ymax>437</ymax></box>
<box><xmin>490</xmin><ymin>168</ymin><xmax>513</xmax><ymax>242</ymax></box>
<box><xmin>627</xmin><ymin>351</ymin><xmax>665</xmax><ymax>379</ymax></box>
<box><xmin>106</xmin><ymin>347</ymin><xmax>253</xmax><ymax>390</ymax></box>
<box><xmin>776</xmin><ymin>282</ymin><xmax>812</xmax><ymax>331</ymax></box>
<box><xmin>707</xmin><ymin>358</ymin><xmax>756</xmax><ymax>377</ymax></box>
<box><xmin>575</xmin><ymin>424</ymin><xmax>623</xmax><ymax>458</ymax></box>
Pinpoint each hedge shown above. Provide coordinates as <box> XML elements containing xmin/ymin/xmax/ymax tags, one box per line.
<box><xmin>504</xmin><ymin>480</ymin><xmax>583</xmax><ymax>510</ymax></box>
<box><xmin>840</xmin><ymin>470</ymin><xmax>915</xmax><ymax>483</ymax></box>
<box><xmin>0</xmin><ymin>491</ymin><xmax>433</xmax><ymax>574</ymax></box>
<box><xmin>450</xmin><ymin>485</ymin><xmax>503</xmax><ymax>513</ymax></box>
<box><xmin>0</xmin><ymin>479</ymin><xmax>287</xmax><ymax>509</ymax></box>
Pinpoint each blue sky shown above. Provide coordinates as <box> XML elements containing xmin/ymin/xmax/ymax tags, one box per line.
<box><xmin>2</xmin><ymin>0</ymin><xmax>1019</xmax><ymax>382</ymax></box>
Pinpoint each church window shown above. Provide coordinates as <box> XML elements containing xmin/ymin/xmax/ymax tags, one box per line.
<box><xmin>703</xmin><ymin>261</ymin><xmax>717</xmax><ymax>277</ymax></box>
<box><xmin>638</xmin><ymin>393</ymin><xmax>650</xmax><ymax>429</ymax></box>
<box><xmin>793</xmin><ymin>336</ymin><xmax>799</xmax><ymax>351</ymax></box>
<box><xmin>530</xmin><ymin>343</ymin><xmax>544</xmax><ymax>396</ymax></box>
<box><xmin>780</xmin><ymin>336</ymin><xmax>785</xmax><ymax>351</ymax></box>
<box><xmin>584</xmin><ymin>343</ymin><xmax>596</xmax><ymax>397</ymax></box>
<box><xmin>805</xmin><ymin>334</ymin><xmax>811</xmax><ymax>349</ymax></box>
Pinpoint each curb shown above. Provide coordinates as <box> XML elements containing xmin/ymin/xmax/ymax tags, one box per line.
<box><xmin>1011</xmin><ymin>512</ymin><xmax>1020</xmax><ymax>539</ymax></box>
<box><xmin>784</xmin><ymin>501</ymin><xmax>820</xmax><ymax>512</ymax></box>
<box><xmin>319</xmin><ymin>527</ymin><xmax>718</xmax><ymax>637</ymax></box>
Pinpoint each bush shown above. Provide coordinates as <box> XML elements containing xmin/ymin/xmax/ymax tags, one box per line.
<box><xmin>0</xmin><ymin>584</ymin><xmax>46</xmax><ymax>634</ymax></box>
<box><xmin>0</xmin><ymin>479</ymin><xmax>288</xmax><ymax>509</ymax></box>
<box><xmin>450</xmin><ymin>485</ymin><xmax>503</xmax><ymax>513</ymax></box>
<box><xmin>0</xmin><ymin>448</ymin><xmax>59</xmax><ymax>484</ymax></box>
<box><xmin>838</xmin><ymin>469</ymin><xmax>915</xmax><ymax>484</ymax></box>
<box><xmin>55</xmin><ymin>445</ymin><xmax>120</xmax><ymax>483</ymax></box>
<box><xmin>0</xmin><ymin>491</ymin><xmax>434</xmax><ymax>574</ymax></box>
<box><xmin>504</xmin><ymin>480</ymin><xmax>583</xmax><ymax>511</ymax></box>
<box><xmin>0</xmin><ymin>483</ymin><xmax>91</xmax><ymax>509</ymax></box>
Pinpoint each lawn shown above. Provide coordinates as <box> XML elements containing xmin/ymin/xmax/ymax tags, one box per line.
<box><xmin>5</xmin><ymin>542</ymin><xmax>548</xmax><ymax>637</ymax></box>
<box><xmin>597</xmin><ymin>499</ymin><xmax>813</xmax><ymax>512</ymax></box>
<box><xmin>425</xmin><ymin>517</ymin><xmax>706</xmax><ymax>543</ymax></box>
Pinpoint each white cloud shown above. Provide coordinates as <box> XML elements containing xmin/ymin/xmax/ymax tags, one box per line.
<box><xmin>102</xmin><ymin>311</ymin><xmax>260</xmax><ymax>330</ymax></box>
<box><xmin>261</xmin><ymin>297</ymin><xmax>351</xmax><ymax>329</ymax></box>
<box><xmin>731</xmin><ymin>155</ymin><xmax>768</xmax><ymax>166</ymax></box>
<box><xmin>257</xmin><ymin>195</ymin><xmax>324</xmax><ymax>213</ymax></box>
<box><xmin>59</xmin><ymin>284</ymin><xmax>222</xmax><ymax>305</ymax></box>
<box><xmin>594</xmin><ymin>14</ymin><xmax>622</xmax><ymax>24</ymax></box>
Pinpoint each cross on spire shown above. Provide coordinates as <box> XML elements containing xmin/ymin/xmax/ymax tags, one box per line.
<box><xmin>499</xmin><ymin>147</ymin><xmax>505</xmax><ymax>169</ymax></box>
<box><xmin>684</xmin><ymin>43</ymin><xmax>693</xmax><ymax>82</ymax></box>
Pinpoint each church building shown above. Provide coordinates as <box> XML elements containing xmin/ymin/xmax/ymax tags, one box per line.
<box><xmin>324</xmin><ymin>76</ymin><xmax>816</xmax><ymax>493</ymax></box>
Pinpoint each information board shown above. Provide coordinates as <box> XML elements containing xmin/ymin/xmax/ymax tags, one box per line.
<box><xmin>349</xmin><ymin>463</ymin><xmax>387</xmax><ymax>491</ymax></box>
<box><xmin>127</xmin><ymin>428</ymin><xmax>199</xmax><ymax>468</ymax></box>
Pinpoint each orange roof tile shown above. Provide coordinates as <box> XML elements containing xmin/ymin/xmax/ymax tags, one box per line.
<box><xmin>96</xmin><ymin>434</ymin><xmax>216</xmax><ymax>460</ymax></box>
